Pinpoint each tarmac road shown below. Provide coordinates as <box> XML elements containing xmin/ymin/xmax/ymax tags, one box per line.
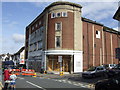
<box><xmin>15</xmin><ymin>76</ymin><xmax>91</xmax><ymax>90</ymax></box>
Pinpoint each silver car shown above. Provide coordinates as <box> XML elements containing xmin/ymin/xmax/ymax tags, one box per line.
<box><xmin>82</xmin><ymin>66</ymin><xmax>106</xmax><ymax>78</ymax></box>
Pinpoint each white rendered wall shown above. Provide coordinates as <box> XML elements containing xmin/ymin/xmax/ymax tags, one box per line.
<box><xmin>74</xmin><ymin>52</ymin><xmax>83</xmax><ymax>73</ymax></box>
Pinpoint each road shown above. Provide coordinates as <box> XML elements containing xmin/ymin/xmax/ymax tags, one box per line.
<box><xmin>15</xmin><ymin>76</ymin><xmax>91</xmax><ymax>90</ymax></box>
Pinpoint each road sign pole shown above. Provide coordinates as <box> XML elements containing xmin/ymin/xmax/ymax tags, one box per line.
<box><xmin>58</xmin><ymin>56</ymin><xmax>63</xmax><ymax>76</ymax></box>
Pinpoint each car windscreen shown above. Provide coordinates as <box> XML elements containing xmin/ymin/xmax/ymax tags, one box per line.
<box><xmin>88</xmin><ymin>67</ymin><xmax>96</xmax><ymax>71</ymax></box>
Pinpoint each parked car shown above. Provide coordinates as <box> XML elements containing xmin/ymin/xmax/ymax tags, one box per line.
<box><xmin>95</xmin><ymin>75</ymin><xmax>120</xmax><ymax>90</ymax></box>
<box><xmin>104</xmin><ymin>64</ymin><xmax>120</xmax><ymax>78</ymax></box>
<box><xmin>103</xmin><ymin>64</ymin><xmax>116</xmax><ymax>70</ymax></box>
<box><xmin>82</xmin><ymin>66</ymin><xmax>106</xmax><ymax>78</ymax></box>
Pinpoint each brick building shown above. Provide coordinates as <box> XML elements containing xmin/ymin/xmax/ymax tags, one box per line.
<box><xmin>25</xmin><ymin>1</ymin><xmax>120</xmax><ymax>73</ymax></box>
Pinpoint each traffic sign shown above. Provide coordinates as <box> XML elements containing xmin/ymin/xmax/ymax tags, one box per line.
<box><xmin>58</xmin><ymin>56</ymin><xmax>62</xmax><ymax>62</ymax></box>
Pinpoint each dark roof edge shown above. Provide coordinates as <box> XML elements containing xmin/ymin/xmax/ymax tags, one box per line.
<box><xmin>14</xmin><ymin>46</ymin><xmax>25</xmax><ymax>55</ymax></box>
<box><xmin>82</xmin><ymin>17</ymin><xmax>120</xmax><ymax>35</ymax></box>
<box><xmin>44</xmin><ymin>1</ymin><xmax>82</xmax><ymax>11</ymax></box>
<box><xmin>82</xmin><ymin>17</ymin><xmax>103</xmax><ymax>26</ymax></box>
<box><xmin>26</xmin><ymin>11</ymin><xmax>45</xmax><ymax>28</ymax></box>
<box><xmin>103</xmin><ymin>26</ymin><xmax>120</xmax><ymax>35</ymax></box>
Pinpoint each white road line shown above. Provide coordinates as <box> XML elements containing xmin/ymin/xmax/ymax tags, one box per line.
<box><xmin>26</xmin><ymin>81</ymin><xmax>46</xmax><ymax>90</ymax></box>
<box><xmin>18</xmin><ymin>77</ymin><xmax>24</xmax><ymax>80</ymax></box>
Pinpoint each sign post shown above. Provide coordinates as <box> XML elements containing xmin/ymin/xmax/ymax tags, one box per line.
<box><xmin>58</xmin><ymin>56</ymin><xmax>63</xmax><ymax>76</ymax></box>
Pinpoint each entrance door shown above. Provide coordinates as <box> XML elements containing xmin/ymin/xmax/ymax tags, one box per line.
<box><xmin>63</xmin><ymin>60</ymin><xmax>70</xmax><ymax>72</ymax></box>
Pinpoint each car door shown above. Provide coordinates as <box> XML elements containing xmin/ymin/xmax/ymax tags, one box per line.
<box><xmin>96</xmin><ymin>67</ymin><xmax>104</xmax><ymax>76</ymax></box>
<box><xmin>96</xmin><ymin>67</ymin><xmax>101</xmax><ymax>76</ymax></box>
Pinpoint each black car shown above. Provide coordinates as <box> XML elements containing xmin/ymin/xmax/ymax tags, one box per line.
<box><xmin>95</xmin><ymin>76</ymin><xmax>120</xmax><ymax>90</ymax></box>
<box><xmin>104</xmin><ymin>64</ymin><xmax>120</xmax><ymax>78</ymax></box>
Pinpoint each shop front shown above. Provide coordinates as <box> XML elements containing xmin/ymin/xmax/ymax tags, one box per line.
<box><xmin>47</xmin><ymin>55</ymin><xmax>71</xmax><ymax>72</ymax></box>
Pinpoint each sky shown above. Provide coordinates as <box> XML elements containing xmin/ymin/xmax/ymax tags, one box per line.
<box><xmin>1</xmin><ymin>0</ymin><xmax>120</xmax><ymax>54</ymax></box>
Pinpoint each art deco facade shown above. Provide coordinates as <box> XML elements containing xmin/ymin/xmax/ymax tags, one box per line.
<box><xmin>25</xmin><ymin>1</ymin><xmax>120</xmax><ymax>73</ymax></box>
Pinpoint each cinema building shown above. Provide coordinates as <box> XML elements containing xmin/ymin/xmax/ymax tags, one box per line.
<box><xmin>25</xmin><ymin>1</ymin><xmax>120</xmax><ymax>73</ymax></box>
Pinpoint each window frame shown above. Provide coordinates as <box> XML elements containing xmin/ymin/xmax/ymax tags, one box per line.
<box><xmin>55</xmin><ymin>36</ymin><xmax>61</xmax><ymax>48</ymax></box>
<box><xmin>55</xmin><ymin>22</ymin><xmax>62</xmax><ymax>31</ymax></box>
<box><xmin>51</xmin><ymin>13</ymin><xmax>56</xmax><ymax>18</ymax></box>
<box><xmin>96</xmin><ymin>30</ymin><xmax>100</xmax><ymax>39</ymax></box>
<box><xmin>39</xmin><ymin>21</ymin><xmax>41</xmax><ymax>25</ymax></box>
<box><xmin>32</xmin><ymin>26</ymin><xmax>34</xmax><ymax>30</ymax></box>
<box><xmin>56</xmin><ymin>12</ymin><xmax>61</xmax><ymax>17</ymax></box>
<box><xmin>62</xmin><ymin>12</ymin><xmax>67</xmax><ymax>17</ymax></box>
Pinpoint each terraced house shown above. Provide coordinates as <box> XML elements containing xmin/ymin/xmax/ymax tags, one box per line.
<box><xmin>25</xmin><ymin>1</ymin><xmax>120</xmax><ymax>73</ymax></box>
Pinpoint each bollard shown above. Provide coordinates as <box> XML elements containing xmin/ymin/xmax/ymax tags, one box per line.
<box><xmin>44</xmin><ymin>71</ymin><xmax>47</xmax><ymax>74</ymax></box>
<box><xmin>33</xmin><ymin>73</ymin><xmax>37</xmax><ymax>77</ymax></box>
<box><xmin>60</xmin><ymin>71</ymin><xmax>64</xmax><ymax>76</ymax></box>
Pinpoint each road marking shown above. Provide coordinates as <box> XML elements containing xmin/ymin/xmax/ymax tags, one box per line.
<box><xmin>18</xmin><ymin>77</ymin><xmax>24</xmax><ymax>80</ymax></box>
<box><xmin>26</xmin><ymin>81</ymin><xmax>46</xmax><ymax>90</ymax></box>
<box><xmin>81</xmin><ymin>85</ymin><xmax>86</xmax><ymax>88</ymax></box>
<box><xmin>67</xmin><ymin>81</ymin><xmax>71</xmax><ymax>83</ymax></box>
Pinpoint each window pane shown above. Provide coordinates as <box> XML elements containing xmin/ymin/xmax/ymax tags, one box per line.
<box><xmin>56</xmin><ymin>36</ymin><xmax>60</xmax><ymax>47</ymax></box>
<box><xmin>62</xmin><ymin>12</ymin><xmax>67</xmax><ymax>17</ymax></box>
<box><xmin>57</xmin><ymin>13</ymin><xmax>61</xmax><ymax>17</ymax></box>
<box><xmin>55</xmin><ymin>23</ymin><xmax>61</xmax><ymax>30</ymax></box>
<box><xmin>51</xmin><ymin>13</ymin><xmax>56</xmax><ymax>18</ymax></box>
<box><xmin>57</xmin><ymin>23</ymin><xmax>61</xmax><ymax>30</ymax></box>
<box><xmin>96</xmin><ymin>31</ymin><xmax>100</xmax><ymax>38</ymax></box>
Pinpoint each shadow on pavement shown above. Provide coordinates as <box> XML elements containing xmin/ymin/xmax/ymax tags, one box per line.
<box><xmin>68</xmin><ymin>75</ymin><xmax>106</xmax><ymax>84</ymax></box>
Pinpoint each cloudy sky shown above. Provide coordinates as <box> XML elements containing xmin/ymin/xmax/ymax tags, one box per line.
<box><xmin>1</xmin><ymin>0</ymin><xmax>119</xmax><ymax>54</ymax></box>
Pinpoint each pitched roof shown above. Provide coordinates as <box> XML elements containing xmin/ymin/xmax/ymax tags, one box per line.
<box><xmin>14</xmin><ymin>46</ymin><xmax>25</xmax><ymax>55</ymax></box>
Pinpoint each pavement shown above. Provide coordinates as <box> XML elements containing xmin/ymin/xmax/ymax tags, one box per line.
<box><xmin>35</xmin><ymin>72</ymin><xmax>81</xmax><ymax>79</ymax></box>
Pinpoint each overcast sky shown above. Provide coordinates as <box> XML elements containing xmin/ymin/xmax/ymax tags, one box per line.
<box><xmin>1</xmin><ymin>0</ymin><xmax>119</xmax><ymax>54</ymax></box>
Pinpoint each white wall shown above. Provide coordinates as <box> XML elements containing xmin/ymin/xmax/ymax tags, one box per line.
<box><xmin>74</xmin><ymin>52</ymin><xmax>83</xmax><ymax>73</ymax></box>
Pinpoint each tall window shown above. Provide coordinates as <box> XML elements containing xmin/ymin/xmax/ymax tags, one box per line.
<box><xmin>32</xmin><ymin>26</ymin><xmax>34</xmax><ymax>30</ymax></box>
<box><xmin>36</xmin><ymin>23</ymin><xmax>38</xmax><ymax>28</ymax></box>
<box><xmin>56</xmin><ymin>36</ymin><xmax>61</xmax><ymax>47</ymax></box>
<box><xmin>55</xmin><ymin>22</ymin><xmax>62</xmax><ymax>30</ymax></box>
<box><xmin>39</xmin><ymin>21</ymin><xmax>41</xmax><ymax>25</ymax></box>
<box><xmin>96</xmin><ymin>31</ymin><xmax>100</xmax><ymax>38</ymax></box>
